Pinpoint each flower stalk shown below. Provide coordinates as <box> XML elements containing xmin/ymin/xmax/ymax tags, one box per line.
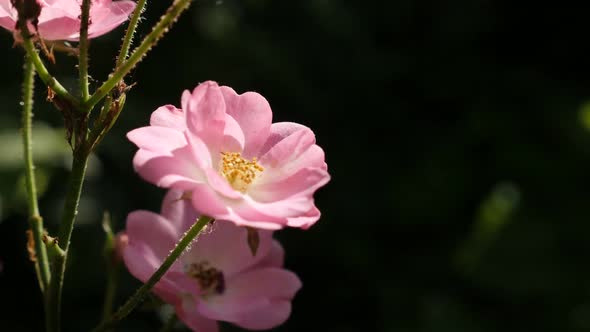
<box><xmin>78</xmin><ymin>0</ymin><xmax>92</xmax><ymax>102</ymax></box>
<box><xmin>21</xmin><ymin>53</ymin><xmax>51</xmax><ymax>292</ymax></box>
<box><xmin>116</xmin><ymin>0</ymin><xmax>148</xmax><ymax>67</ymax></box>
<box><xmin>84</xmin><ymin>0</ymin><xmax>194</xmax><ymax>110</ymax></box>
<box><xmin>91</xmin><ymin>216</ymin><xmax>214</xmax><ymax>332</ymax></box>
<box><xmin>46</xmin><ymin>151</ymin><xmax>90</xmax><ymax>332</ymax></box>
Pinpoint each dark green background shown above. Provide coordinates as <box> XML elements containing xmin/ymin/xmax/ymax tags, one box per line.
<box><xmin>2</xmin><ymin>0</ymin><xmax>590</xmax><ymax>331</ymax></box>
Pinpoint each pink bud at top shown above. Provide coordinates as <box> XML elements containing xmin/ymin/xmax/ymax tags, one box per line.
<box><xmin>113</xmin><ymin>232</ymin><xmax>128</xmax><ymax>263</ymax></box>
<box><xmin>0</xmin><ymin>0</ymin><xmax>136</xmax><ymax>41</ymax></box>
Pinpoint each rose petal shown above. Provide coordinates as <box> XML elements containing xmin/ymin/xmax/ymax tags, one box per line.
<box><xmin>220</xmin><ymin>86</ymin><xmax>272</xmax><ymax>158</ymax></box>
<box><xmin>127</xmin><ymin>126</ymin><xmax>187</xmax><ymax>154</ymax></box>
<box><xmin>132</xmin><ymin>146</ymin><xmax>204</xmax><ymax>189</ymax></box>
<box><xmin>182</xmin><ymin>221</ymin><xmax>273</xmax><ymax>277</ymax></box>
<box><xmin>177</xmin><ymin>300</ymin><xmax>219</xmax><ymax>332</ymax></box>
<box><xmin>86</xmin><ymin>0</ymin><xmax>136</xmax><ymax>39</ymax></box>
<box><xmin>160</xmin><ymin>189</ymin><xmax>199</xmax><ymax>232</ymax></box>
<box><xmin>198</xmin><ymin>267</ymin><xmax>301</xmax><ymax>329</ymax></box>
<box><xmin>126</xmin><ymin>211</ymin><xmax>179</xmax><ymax>258</ymax></box>
<box><xmin>150</xmin><ymin>105</ymin><xmax>186</xmax><ymax>130</ymax></box>
<box><xmin>254</xmin><ymin>239</ymin><xmax>285</xmax><ymax>268</ymax></box>
<box><xmin>259</xmin><ymin>126</ymin><xmax>316</xmax><ymax>170</ymax></box>
<box><xmin>185</xmin><ymin>81</ymin><xmax>226</xmax><ymax>150</ymax></box>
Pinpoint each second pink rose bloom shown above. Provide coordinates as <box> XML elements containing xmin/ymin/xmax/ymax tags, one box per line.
<box><xmin>0</xmin><ymin>0</ymin><xmax>136</xmax><ymax>41</ymax></box>
<box><xmin>119</xmin><ymin>190</ymin><xmax>302</xmax><ymax>332</ymax></box>
<box><xmin>128</xmin><ymin>81</ymin><xmax>331</xmax><ymax>230</ymax></box>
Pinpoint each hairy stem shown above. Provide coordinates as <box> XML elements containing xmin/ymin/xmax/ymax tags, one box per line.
<box><xmin>101</xmin><ymin>212</ymin><xmax>120</xmax><ymax>325</ymax></box>
<box><xmin>116</xmin><ymin>0</ymin><xmax>148</xmax><ymax>67</ymax></box>
<box><xmin>21</xmin><ymin>53</ymin><xmax>51</xmax><ymax>291</ymax></box>
<box><xmin>16</xmin><ymin>22</ymin><xmax>79</xmax><ymax>109</ymax></box>
<box><xmin>85</xmin><ymin>0</ymin><xmax>194</xmax><ymax>110</ymax></box>
<box><xmin>78</xmin><ymin>0</ymin><xmax>92</xmax><ymax>102</ymax></box>
<box><xmin>91</xmin><ymin>216</ymin><xmax>214</xmax><ymax>332</ymax></box>
<box><xmin>46</xmin><ymin>152</ymin><xmax>89</xmax><ymax>332</ymax></box>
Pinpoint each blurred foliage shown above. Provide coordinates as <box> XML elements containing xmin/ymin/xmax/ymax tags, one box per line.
<box><xmin>2</xmin><ymin>0</ymin><xmax>590</xmax><ymax>331</ymax></box>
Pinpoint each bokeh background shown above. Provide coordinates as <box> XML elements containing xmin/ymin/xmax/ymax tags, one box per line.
<box><xmin>2</xmin><ymin>0</ymin><xmax>590</xmax><ymax>331</ymax></box>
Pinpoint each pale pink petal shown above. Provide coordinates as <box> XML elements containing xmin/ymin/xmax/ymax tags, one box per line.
<box><xmin>160</xmin><ymin>189</ymin><xmax>199</xmax><ymax>232</ymax></box>
<box><xmin>0</xmin><ymin>17</ymin><xmax>14</xmax><ymax>32</ymax></box>
<box><xmin>250</xmin><ymin>167</ymin><xmax>330</xmax><ymax>202</ymax></box>
<box><xmin>123</xmin><ymin>211</ymin><xmax>187</xmax><ymax>303</ymax></box>
<box><xmin>177</xmin><ymin>301</ymin><xmax>219</xmax><ymax>332</ymax></box>
<box><xmin>203</xmin><ymin>168</ymin><xmax>243</xmax><ymax>200</ymax></box>
<box><xmin>185</xmin><ymin>81</ymin><xmax>226</xmax><ymax>150</ymax></box>
<box><xmin>258</xmin><ymin>122</ymin><xmax>308</xmax><ymax>157</ymax></box>
<box><xmin>37</xmin><ymin>17</ymin><xmax>80</xmax><ymax>40</ymax></box>
<box><xmin>123</xmin><ymin>244</ymin><xmax>182</xmax><ymax>304</ymax></box>
<box><xmin>127</xmin><ymin>126</ymin><xmax>187</xmax><ymax>154</ymax></box>
<box><xmin>85</xmin><ymin>0</ymin><xmax>135</xmax><ymax>39</ymax></box>
<box><xmin>183</xmin><ymin>221</ymin><xmax>273</xmax><ymax>277</ymax></box>
<box><xmin>220</xmin><ymin>86</ymin><xmax>272</xmax><ymax>158</ymax></box>
<box><xmin>150</xmin><ymin>105</ymin><xmax>186</xmax><ymax>130</ymax></box>
<box><xmin>2</xmin><ymin>0</ymin><xmax>135</xmax><ymax>41</ymax></box>
<box><xmin>166</xmin><ymin>271</ymin><xmax>201</xmax><ymax>296</ymax></box>
<box><xmin>238</xmin><ymin>195</ymin><xmax>315</xmax><ymax>222</ymax></box>
<box><xmin>232</xmin><ymin>302</ymin><xmax>292</xmax><ymax>330</ymax></box>
<box><xmin>286</xmin><ymin>206</ymin><xmax>321</xmax><ymax>229</ymax></box>
<box><xmin>222</xmin><ymin>208</ymin><xmax>284</xmax><ymax>230</ymax></box>
<box><xmin>189</xmin><ymin>184</ymin><xmax>231</xmax><ymax>220</ymax></box>
<box><xmin>0</xmin><ymin>0</ymin><xmax>13</xmax><ymax>16</ymax></box>
<box><xmin>42</xmin><ymin>0</ymin><xmax>79</xmax><ymax>16</ymax></box>
<box><xmin>259</xmin><ymin>126</ymin><xmax>316</xmax><ymax>170</ymax></box>
<box><xmin>254</xmin><ymin>239</ymin><xmax>285</xmax><ymax>268</ymax></box>
<box><xmin>132</xmin><ymin>146</ymin><xmax>204</xmax><ymax>189</ymax></box>
<box><xmin>181</xmin><ymin>90</ymin><xmax>191</xmax><ymax>114</ymax></box>
<box><xmin>221</xmin><ymin>113</ymin><xmax>245</xmax><ymax>152</ymax></box>
<box><xmin>198</xmin><ymin>268</ymin><xmax>301</xmax><ymax>329</ymax></box>
<box><xmin>126</xmin><ymin>211</ymin><xmax>178</xmax><ymax>259</ymax></box>
<box><xmin>185</xmin><ymin>131</ymin><xmax>214</xmax><ymax>170</ymax></box>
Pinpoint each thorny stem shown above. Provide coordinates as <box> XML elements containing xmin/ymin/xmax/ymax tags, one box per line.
<box><xmin>89</xmin><ymin>0</ymin><xmax>150</xmax><ymax>143</ymax></box>
<box><xmin>46</xmin><ymin>151</ymin><xmax>90</xmax><ymax>332</ymax></box>
<box><xmin>84</xmin><ymin>0</ymin><xmax>194</xmax><ymax>110</ymax></box>
<box><xmin>78</xmin><ymin>0</ymin><xmax>92</xmax><ymax>102</ymax></box>
<box><xmin>91</xmin><ymin>216</ymin><xmax>214</xmax><ymax>332</ymax></box>
<box><xmin>21</xmin><ymin>53</ymin><xmax>51</xmax><ymax>291</ymax></box>
<box><xmin>101</xmin><ymin>212</ymin><xmax>120</xmax><ymax>325</ymax></box>
<box><xmin>16</xmin><ymin>22</ymin><xmax>79</xmax><ymax>109</ymax></box>
<box><xmin>116</xmin><ymin>0</ymin><xmax>148</xmax><ymax>67</ymax></box>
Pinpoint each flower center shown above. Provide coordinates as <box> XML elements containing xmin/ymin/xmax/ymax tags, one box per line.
<box><xmin>185</xmin><ymin>262</ymin><xmax>225</xmax><ymax>296</ymax></box>
<box><xmin>220</xmin><ymin>152</ymin><xmax>264</xmax><ymax>192</ymax></box>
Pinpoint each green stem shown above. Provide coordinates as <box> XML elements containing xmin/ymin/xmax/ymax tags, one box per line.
<box><xmin>116</xmin><ymin>0</ymin><xmax>148</xmax><ymax>67</ymax></box>
<box><xmin>91</xmin><ymin>216</ymin><xmax>214</xmax><ymax>332</ymax></box>
<box><xmin>46</xmin><ymin>153</ymin><xmax>90</xmax><ymax>332</ymax></box>
<box><xmin>17</xmin><ymin>23</ymin><xmax>79</xmax><ymax>109</ymax></box>
<box><xmin>101</xmin><ymin>212</ymin><xmax>120</xmax><ymax>326</ymax></box>
<box><xmin>102</xmin><ymin>264</ymin><xmax>120</xmax><ymax>325</ymax></box>
<box><xmin>160</xmin><ymin>312</ymin><xmax>178</xmax><ymax>332</ymax></box>
<box><xmin>84</xmin><ymin>0</ymin><xmax>194</xmax><ymax>110</ymax></box>
<box><xmin>21</xmin><ymin>53</ymin><xmax>51</xmax><ymax>291</ymax></box>
<box><xmin>78</xmin><ymin>0</ymin><xmax>92</xmax><ymax>102</ymax></box>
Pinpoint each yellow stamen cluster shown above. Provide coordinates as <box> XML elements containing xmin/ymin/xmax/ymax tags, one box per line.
<box><xmin>185</xmin><ymin>262</ymin><xmax>225</xmax><ymax>295</ymax></box>
<box><xmin>220</xmin><ymin>152</ymin><xmax>264</xmax><ymax>192</ymax></box>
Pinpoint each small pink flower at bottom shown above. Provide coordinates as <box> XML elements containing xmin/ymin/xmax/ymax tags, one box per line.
<box><xmin>0</xmin><ymin>0</ymin><xmax>136</xmax><ymax>41</ymax></box>
<box><xmin>119</xmin><ymin>190</ymin><xmax>302</xmax><ymax>332</ymax></box>
<box><xmin>127</xmin><ymin>81</ymin><xmax>330</xmax><ymax>230</ymax></box>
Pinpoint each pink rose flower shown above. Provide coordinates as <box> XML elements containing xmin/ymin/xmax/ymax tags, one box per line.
<box><xmin>0</xmin><ymin>0</ymin><xmax>136</xmax><ymax>41</ymax></box>
<box><xmin>128</xmin><ymin>81</ymin><xmax>331</xmax><ymax>230</ymax></box>
<box><xmin>119</xmin><ymin>190</ymin><xmax>302</xmax><ymax>332</ymax></box>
